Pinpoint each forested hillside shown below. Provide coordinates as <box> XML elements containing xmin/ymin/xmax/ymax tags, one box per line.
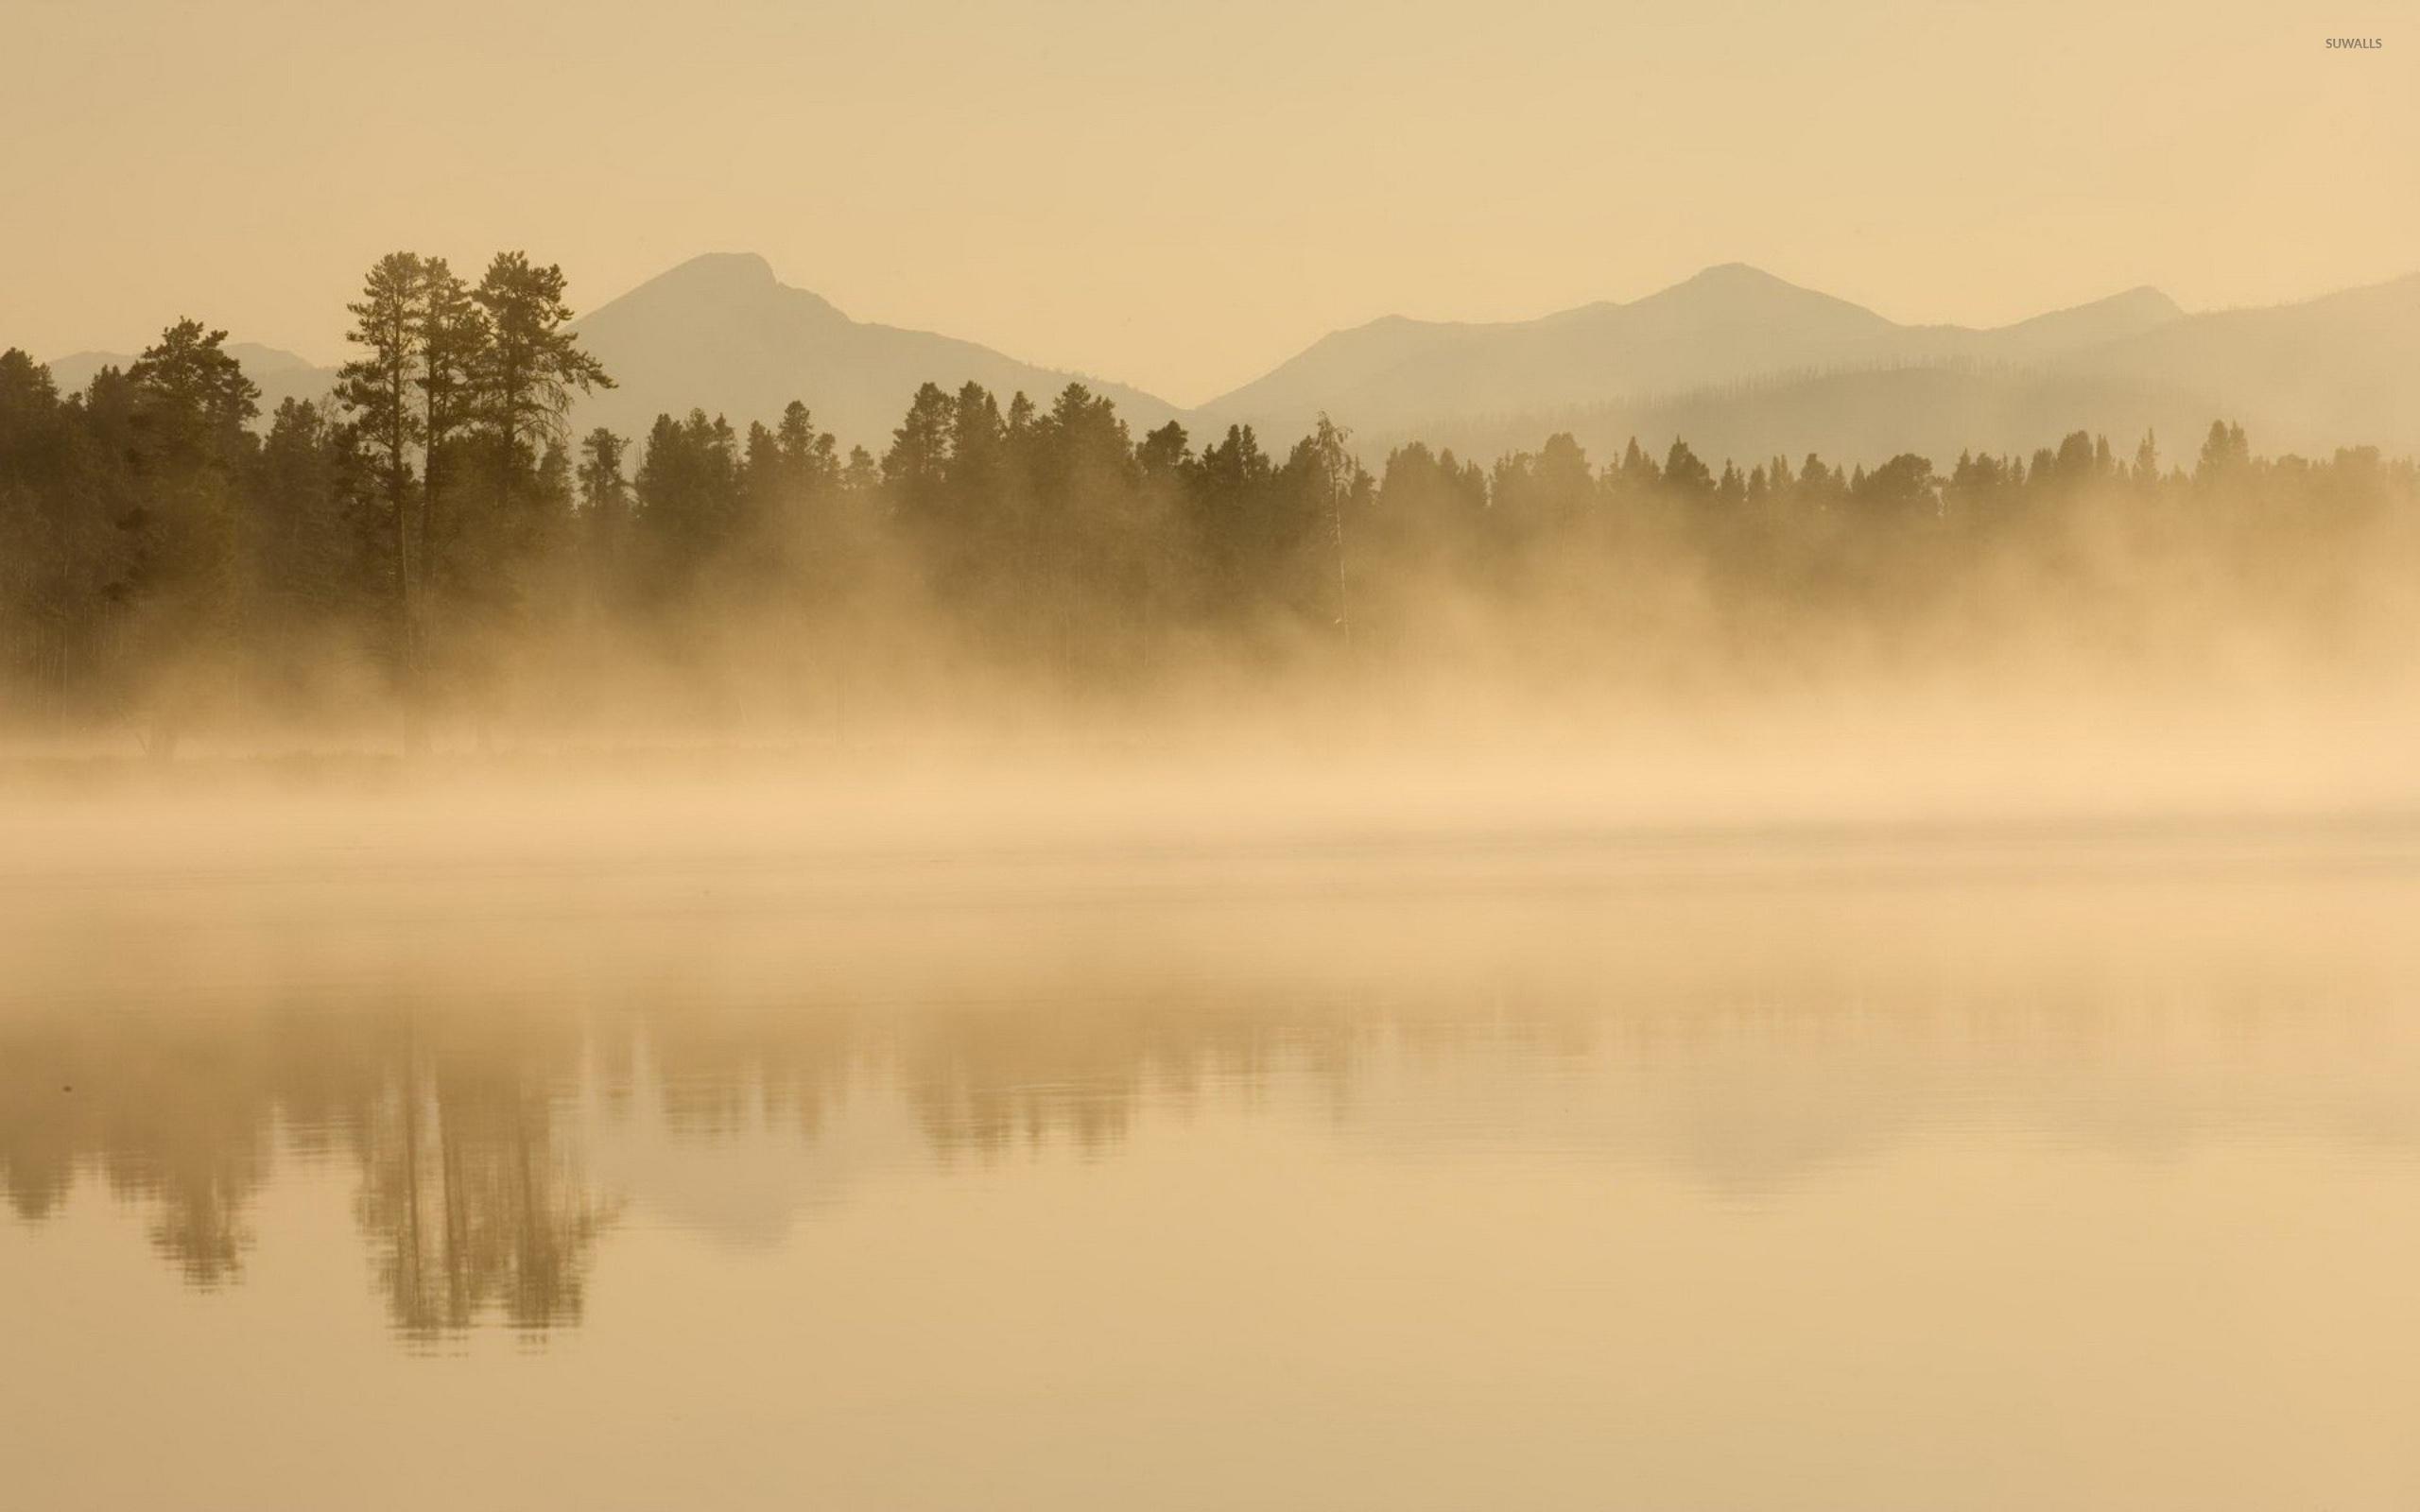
<box><xmin>6</xmin><ymin>251</ymin><xmax>2416</xmax><ymax>748</ymax></box>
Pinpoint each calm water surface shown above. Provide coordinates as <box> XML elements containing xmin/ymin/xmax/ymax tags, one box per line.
<box><xmin>6</xmin><ymin>815</ymin><xmax>2420</xmax><ymax>1510</ymax></box>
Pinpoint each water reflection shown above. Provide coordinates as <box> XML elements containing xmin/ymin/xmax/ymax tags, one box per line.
<box><xmin>1</xmin><ymin>1010</ymin><xmax>605</xmax><ymax>1335</ymax></box>
<box><xmin>354</xmin><ymin>1044</ymin><xmax>613</xmax><ymax>1339</ymax></box>
<box><xmin>7</xmin><ymin>839</ymin><xmax>2420</xmax><ymax>1345</ymax></box>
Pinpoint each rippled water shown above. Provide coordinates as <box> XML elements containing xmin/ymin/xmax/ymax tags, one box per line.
<box><xmin>7</xmin><ymin>815</ymin><xmax>2420</xmax><ymax>1510</ymax></box>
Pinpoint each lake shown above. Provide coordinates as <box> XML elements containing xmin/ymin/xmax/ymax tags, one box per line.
<box><xmin>6</xmin><ymin>792</ymin><xmax>2420</xmax><ymax>1510</ymax></box>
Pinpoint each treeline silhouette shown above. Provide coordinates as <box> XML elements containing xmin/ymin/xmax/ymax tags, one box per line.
<box><xmin>5</xmin><ymin>251</ymin><xmax>2417</xmax><ymax>744</ymax></box>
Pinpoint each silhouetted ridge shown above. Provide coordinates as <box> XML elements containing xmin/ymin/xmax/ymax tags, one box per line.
<box><xmin>26</xmin><ymin>254</ymin><xmax>2420</xmax><ymax>467</ymax></box>
<box><xmin>1198</xmin><ymin>266</ymin><xmax>2420</xmax><ymax>460</ymax></box>
<box><xmin>563</xmin><ymin>252</ymin><xmax>1176</xmax><ymax>446</ymax></box>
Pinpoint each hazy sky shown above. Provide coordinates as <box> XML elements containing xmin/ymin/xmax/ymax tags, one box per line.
<box><xmin>3</xmin><ymin>0</ymin><xmax>2411</xmax><ymax>404</ymax></box>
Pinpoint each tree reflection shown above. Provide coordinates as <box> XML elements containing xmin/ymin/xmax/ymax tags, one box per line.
<box><xmin>352</xmin><ymin>1040</ymin><xmax>614</xmax><ymax>1339</ymax></box>
<box><xmin>0</xmin><ymin>1008</ymin><xmax>611</xmax><ymax>1335</ymax></box>
<box><xmin>3</xmin><ymin>1023</ymin><xmax>273</xmax><ymax>1284</ymax></box>
<box><xmin>9</xmin><ymin>868</ymin><xmax>2420</xmax><ymax>1344</ymax></box>
<box><xmin>899</xmin><ymin>995</ymin><xmax>1318</xmax><ymax>1158</ymax></box>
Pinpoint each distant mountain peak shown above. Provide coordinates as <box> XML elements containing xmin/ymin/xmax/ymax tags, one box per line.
<box><xmin>1634</xmin><ymin>263</ymin><xmax>1890</xmax><ymax>326</ymax></box>
<box><xmin>661</xmin><ymin>250</ymin><xmax>779</xmax><ymax>287</ymax></box>
<box><xmin>605</xmin><ymin>250</ymin><xmax>791</xmax><ymax>309</ymax></box>
<box><xmin>1684</xmin><ymin>261</ymin><xmax>1789</xmax><ymax>286</ymax></box>
<box><xmin>2061</xmin><ymin>284</ymin><xmax>2184</xmax><ymax>320</ymax></box>
<box><xmin>1657</xmin><ymin>263</ymin><xmax>1820</xmax><ymax>301</ymax></box>
<box><xmin>1980</xmin><ymin>284</ymin><xmax>2186</xmax><ymax>354</ymax></box>
<box><xmin>561</xmin><ymin>251</ymin><xmax>1179</xmax><ymax>448</ymax></box>
<box><xmin>580</xmin><ymin>250</ymin><xmax>842</xmax><ymax>328</ymax></box>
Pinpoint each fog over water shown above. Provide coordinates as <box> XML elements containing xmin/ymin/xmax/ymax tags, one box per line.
<box><xmin>7</xmin><ymin>738</ymin><xmax>2420</xmax><ymax>1508</ymax></box>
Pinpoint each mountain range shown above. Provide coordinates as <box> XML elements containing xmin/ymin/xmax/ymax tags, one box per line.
<box><xmin>40</xmin><ymin>254</ymin><xmax>2420</xmax><ymax>470</ymax></box>
<box><xmin>44</xmin><ymin>341</ymin><xmax>337</xmax><ymax>425</ymax></box>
